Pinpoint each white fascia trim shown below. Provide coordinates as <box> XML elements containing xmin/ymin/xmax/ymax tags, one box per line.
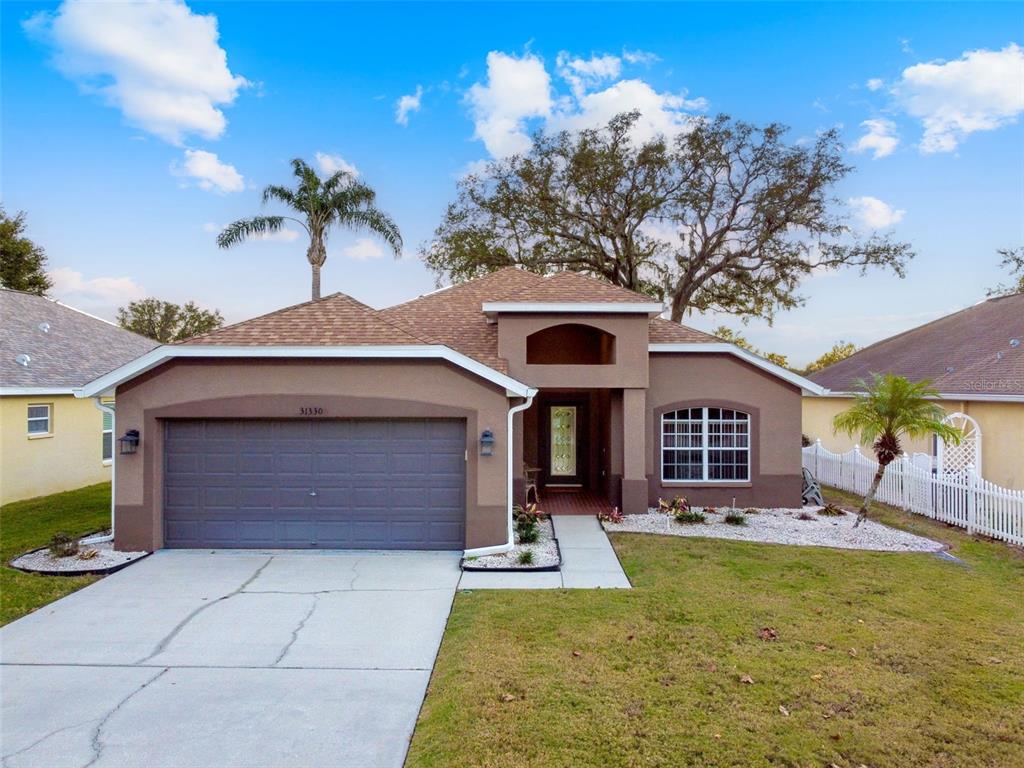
<box><xmin>74</xmin><ymin>345</ymin><xmax>534</xmax><ymax>399</ymax></box>
<box><xmin>0</xmin><ymin>387</ymin><xmax>77</xmax><ymax>396</ymax></box>
<box><xmin>649</xmin><ymin>343</ymin><xmax>829</xmax><ymax>396</ymax></box>
<box><xmin>483</xmin><ymin>301</ymin><xmax>664</xmax><ymax>316</ymax></box>
<box><xmin>814</xmin><ymin>391</ymin><xmax>1024</xmax><ymax>403</ymax></box>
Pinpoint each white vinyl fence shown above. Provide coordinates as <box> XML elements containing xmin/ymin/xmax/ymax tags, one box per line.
<box><xmin>802</xmin><ymin>440</ymin><xmax>1024</xmax><ymax>546</ymax></box>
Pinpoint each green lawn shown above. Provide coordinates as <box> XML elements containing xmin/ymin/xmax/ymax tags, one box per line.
<box><xmin>408</xmin><ymin>490</ymin><xmax>1024</xmax><ymax>768</ymax></box>
<box><xmin>0</xmin><ymin>482</ymin><xmax>112</xmax><ymax>626</ymax></box>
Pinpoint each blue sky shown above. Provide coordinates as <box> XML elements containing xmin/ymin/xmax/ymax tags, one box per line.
<box><xmin>3</xmin><ymin>1</ymin><xmax>1022</xmax><ymax>366</ymax></box>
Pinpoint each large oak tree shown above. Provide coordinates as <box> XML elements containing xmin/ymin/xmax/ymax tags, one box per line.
<box><xmin>423</xmin><ymin>112</ymin><xmax>912</xmax><ymax>323</ymax></box>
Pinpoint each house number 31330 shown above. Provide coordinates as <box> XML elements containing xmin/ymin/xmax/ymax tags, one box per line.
<box><xmin>299</xmin><ymin>407</ymin><xmax>324</xmax><ymax>416</ymax></box>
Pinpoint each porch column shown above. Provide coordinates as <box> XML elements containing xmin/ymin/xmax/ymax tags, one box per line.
<box><xmin>621</xmin><ymin>387</ymin><xmax>647</xmax><ymax>515</ymax></box>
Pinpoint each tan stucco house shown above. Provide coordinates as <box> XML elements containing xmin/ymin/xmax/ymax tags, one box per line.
<box><xmin>0</xmin><ymin>289</ymin><xmax>155</xmax><ymax>504</ymax></box>
<box><xmin>803</xmin><ymin>292</ymin><xmax>1024</xmax><ymax>490</ymax></box>
<box><xmin>75</xmin><ymin>269</ymin><xmax>824</xmax><ymax>555</ymax></box>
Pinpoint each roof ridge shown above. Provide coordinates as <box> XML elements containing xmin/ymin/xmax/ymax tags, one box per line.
<box><xmin>180</xmin><ymin>293</ymin><xmax>343</xmax><ymax>345</ymax></box>
<box><xmin>545</xmin><ymin>270</ymin><xmax>656</xmax><ymax>301</ymax></box>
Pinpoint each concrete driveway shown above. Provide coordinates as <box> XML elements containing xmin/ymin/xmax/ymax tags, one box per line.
<box><xmin>0</xmin><ymin>549</ymin><xmax>461</xmax><ymax>768</ymax></box>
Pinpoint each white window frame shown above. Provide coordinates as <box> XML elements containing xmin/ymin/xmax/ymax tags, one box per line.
<box><xmin>27</xmin><ymin>403</ymin><xmax>53</xmax><ymax>438</ymax></box>
<box><xmin>101</xmin><ymin>405</ymin><xmax>114</xmax><ymax>464</ymax></box>
<box><xmin>661</xmin><ymin>407</ymin><xmax>751</xmax><ymax>484</ymax></box>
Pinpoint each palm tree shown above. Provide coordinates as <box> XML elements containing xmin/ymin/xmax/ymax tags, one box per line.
<box><xmin>217</xmin><ymin>158</ymin><xmax>402</xmax><ymax>300</ymax></box>
<box><xmin>833</xmin><ymin>373</ymin><xmax>962</xmax><ymax>527</ymax></box>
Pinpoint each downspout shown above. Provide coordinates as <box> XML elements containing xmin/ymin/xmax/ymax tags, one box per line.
<box><xmin>82</xmin><ymin>397</ymin><xmax>115</xmax><ymax>545</ymax></box>
<box><xmin>463</xmin><ymin>389</ymin><xmax>536</xmax><ymax>558</ymax></box>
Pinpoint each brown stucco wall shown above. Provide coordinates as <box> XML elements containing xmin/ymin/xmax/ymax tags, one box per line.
<box><xmin>497</xmin><ymin>313</ymin><xmax>650</xmax><ymax>388</ymax></box>
<box><xmin>112</xmin><ymin>358</ymin><xmax>511</xmax><ymax>551</ymax></box>
<box><xmin>646</xmin><ymin>354</ymin><xmax>803</xmax><ymax>508</ymax></box>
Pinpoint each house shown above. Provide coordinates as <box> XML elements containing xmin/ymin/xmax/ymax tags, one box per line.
<box><xmin>0</xmin><ymin>289</ymin><xmax>156</xmax><ymax>504</ymax></box>
<box><xmin>803</xmin><ymin>292</ymin><xmax>1024</xmax><ymax>490</ymax></box>
<box><xmin>75</xmin><ymin>268</ymin><xmax>824</xmax><ymax>554</ymax></box>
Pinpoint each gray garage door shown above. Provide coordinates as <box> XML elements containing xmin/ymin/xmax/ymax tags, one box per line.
<box><xmin>163</xmin><ymin>419</ymin><xmax>466</xmax><ymax>550</ymax></box>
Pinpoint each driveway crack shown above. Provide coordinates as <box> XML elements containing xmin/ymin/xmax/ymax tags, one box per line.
<box><xmin>273</xmin><ymin>594</ymin><xmax>319</xmax><ymax>666</ymax></box>
<box><xmin>83</xmin><ymin>667</ymin><xmax>169</xmax><ymax>767</ymax></box>
<box><xmin>1</xmin><ymin>719</ymin><xmax>100</xmax><ymax>767</ymax></box>
<box><xmin>135</xmin><ymin>556</ymin><xmax>273</xmax><ymax>664</ymax></box>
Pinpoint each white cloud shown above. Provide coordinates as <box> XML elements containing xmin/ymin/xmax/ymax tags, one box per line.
<box><xmin>622</xmin><ymin>48</ymin><xmax>660</xmax><ymax>65</ymax></box>
<box><xmin>395</xmin><ymin>85</ymin><xmax>423</xmax><ymax>125</ymax></box>
<box><xmin>25</xmin><ymin>0</ymin><xmax>247</xmax><ymax>145</ymax></box>
<box><xmin>171</xmin><ymin>149</ymin><xmax>243</xmax><ymax>193</ymax></box>
<box><xmin>550</xmin><ymin>79</ymin><xmax>704</xmax><ymax>144</ymax></box>
<box><xmin>852</xmin><ymin>118</ymin><xmax>899</xmax><ymax>159</ymax></box>
<box><xmin>315</xmin><ymin>151</ymin><xmax>360</xmax><ymax>177</ymax></box>
<box><xmin>466</xmin><ymin>49</ymin><xmax>705</xmax><ymax>159</ymax></box>
<box><xmin>342</xmin><ymin>238</ymin><xmax>385</xmax><ymax>260</ymax></box>
<box><xmin>848</xmin><ymin>196</ymin><xmax>906</xmax><ymax>229</ymax></box>
<box><xmin>866</xmin><ymin>78</ymin><xmax>884</xmax><ymax>91</ymax></box>
<box><xmin>893</xmin><ymin>43</ymin><xmax>1024</xmax><ymax>153</ymax></box>
<box><xmin>466</xmin><ymin>51</ymin><xmax>553</xmax><ymax>158</ymax></box>
<box><xmin>48</xmin><ymin>266</ymin><xmax>146</xmax><ymax>306</ymax></box>
<box><xmin>556</xmin><ymin>52</ymin><xmax>621</xmax><ymax>98</ymax></box>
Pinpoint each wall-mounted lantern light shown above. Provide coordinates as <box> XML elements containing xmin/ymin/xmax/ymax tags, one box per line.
<box><xmin>118</xmin><ymin>429</ymin><xmax>140</xmax><ymax>455</ymax></box>
<box><xmin>480</xmin><ymin>429</ymin><xmax>495</xmax><ymax>457</ymax></box>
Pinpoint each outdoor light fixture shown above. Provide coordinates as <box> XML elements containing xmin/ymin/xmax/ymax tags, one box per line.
<box><xmin>118</xmin><ymin>429</ymin><xmax>140</xmax><ymax>455</ymax></box>
<box><xmin>480</xmin><ymin>429</ymin><xmax>495</xmax><ymax>457</ymax></box>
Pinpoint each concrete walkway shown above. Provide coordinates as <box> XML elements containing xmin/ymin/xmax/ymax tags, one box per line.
<box><xmin>458</xmin><ymin>514</ymin><xmax>631</xmax><ymax>590</ymax></box>
<box><xmin>1</xmin><ymin>550</ymin><xmax>461</xmax><ymax>768</ymax></box>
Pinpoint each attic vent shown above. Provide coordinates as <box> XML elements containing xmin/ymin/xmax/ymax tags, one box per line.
<box><xmin>15</xmin><ymin>354</ymin><xmax>30</xmax><ymax>367</ymax></box>
<box><xmin>945</xmin><ymin>366</ymin><xmax>954</xmax><ymax>373</ymax></box>
<box><xmin>38</xmin><ymin>322</ymin><xmax>51</xmax><ymax>333</ymax></box>
<box><xmin>997</xmin><ymin>351</ymin><xmax>1004</xmax><ymax>360</ymax></box>
<box><xmin>1011</xmin><ymin>338</ymin><xmax>1021</xmax><ymax>348</ymax></box>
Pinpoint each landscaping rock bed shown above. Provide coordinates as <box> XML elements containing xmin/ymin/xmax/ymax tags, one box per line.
<box><xmin>11</xmin><ymin>538</ymin><xmax>149</xmax><ymax>576</ymax></box>
<box><xmin>462</xmin><ymin>518</ymin><xmax>561</xmax><ymax>571</ymax></box>
<box><xmin>602</xmin><ymin>506</ymin><xmax>944</xmax><ymax>553</ymax></box>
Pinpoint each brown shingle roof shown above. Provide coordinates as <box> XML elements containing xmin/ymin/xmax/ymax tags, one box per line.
<box><xmin>178</xmin><ymin>267</ymin><xmax>716</xmax><ymax>373</ymax></box>
<box><xmin>808</xmin><ymin>293</ymin><xmax>1024</xmax><ymax>396</ymax></box>
<box><xmin>181</xmin><ymin>293</ymin><xmax>427</xmax><ymax>346</ymax></box>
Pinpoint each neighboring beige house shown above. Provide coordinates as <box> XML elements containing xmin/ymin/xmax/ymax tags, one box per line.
<box><xmin>0</xmin><ymin>289</ymin><xmax>155</xmax><ymax>504</ymax></box>
<box><xmin>803</xmin><ymin>293</ymin><xmax>1024</xmax><ymax>490</ymax></box>
<box><xmin>75</xmin><ymin>268</ymin><xmax>824</xmax><ymax>554</ymax></box>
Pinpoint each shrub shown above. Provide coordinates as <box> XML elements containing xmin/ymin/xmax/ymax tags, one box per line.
<box><xmin>674</xmin><ymin>509</ymin><xmax>706</xmax><ymax>524</ymax></box>
<box><xmin>801</xmin><ymin>433</ymin><xmax>812</xmax><ymax>447</ymax></box>
<box><xmin>704</xmin><ymin>506</ymin><xmax>718</xmax><ymax>515</ymax></box>
<box><xmin>743</xmin><ymin>507</ymin><xmax>759</xmax><ymax>515</ymax></box>
<box><xmin>818</xmin><ymin>503</ymin><xmax>846</xmax><ymax>517</ymax></box>
<box><xmin>724</xmin><ymin>511</ymin><xmax>747</xmax><ymax>526</ymax></box>
<box><xmin>658</xmin><ymin>496</ymin><xmax>691</xmax><ymax>515</ymax></box>
<box><xmin>48</xmin><ymin>532</ymin><xmax>79</xmax><ymax>558</ymax></box>
<box><xmin>797</xmin><ymin>511</ymin><xmax>816</xmax><ymax>521</ymax></box>
<box><xmin>517</xmin><ymin>550</ymin><xmax>534</xmax><ymax>566</ymax></box>
<box><xmin>598</xmin><ymin>506</ymin><xmax>624</xmax><ymax>524</ymax></box>
<box><xmin>514</xmin><ymin>503</ymin><xmax>541</xmax><ymax>543</ymax></box>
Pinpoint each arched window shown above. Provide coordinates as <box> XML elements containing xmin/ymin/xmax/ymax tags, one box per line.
<box><xmin>662</xmin><ymin>407</ymin><xmax>750</xmax><ymax>482</ymax></box>
<box><xmin>526</xmin><ymin>324</ymin><xmax>616</xmax><ymax>365</ymax></box>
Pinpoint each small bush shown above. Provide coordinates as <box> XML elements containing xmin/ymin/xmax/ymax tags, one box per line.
<box><xmin>704</xmin><ymin>506</ymin><xmax>718</xmax><ymax>515</ymax></box>
<box><xmin>674</xmin><ymin>509</ymin><xmax>706</xmax><ymax>524</ymax></box>
<box><xmin>797</xmin><ymin>511</ymin><xmax>816</xmax><ymax>521</ymax></box>
<box><xmin>514</xmin><ymin>503</ymin><xmax>541</xmax><ymax>543</ymax></box>
<box><xmin>517</xmin><ymin>524</ymin><xmax>539</xmax><ymax>544</ymax></box>
<box><xmin>598</xmin><ymin>506</ymin><xmax>624</xmax><ymax>524</ymax></box>
<box><xmin>48</xmin><ymin>532</ymin><xmax>79</xmax><ymax>558</ymax></box>
<box><xmin>801</xmin><ymin>433</ymin><xmax>812</xmax><ymax>447</ymax></box>
<box><xmin>658</xmin><ymin>496</ymin><xmax>690</xmax><ymax>515</ymax></box>
<box><xmin>724</xmin><ymin>511</ymin><xmax>747</xmax><ymax>526</ymax></box>
<box><xmin>517</xmin><ymin>550</ymin><xmax>534</xmax><ymax>566</ymax></box>
<box><xmin>818</xmin><ymin>503</ymin><xmax>846</xmax><ymax>517</ymax></box>
<box><xmin>743</xmin><ymin>507</ymin><xmax>759</xmax><ymax>515</ymax></box>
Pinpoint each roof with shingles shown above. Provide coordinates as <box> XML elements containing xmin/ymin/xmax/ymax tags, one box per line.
<box><xmin>808</xmin><ymin>293</ymin><xmax>1024</xmax><ymax>396</ymax></box>
<box><xmin>0</xmin><ymin>289</ymin><xmax>156</xmax><ymax>389</ymax></box>
<box><xmin>179</xmin><ymin>267</ymin><xmax>717</xmax><ymax>372</ymax></box>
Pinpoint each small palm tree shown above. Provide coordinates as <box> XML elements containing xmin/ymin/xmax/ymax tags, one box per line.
<box><xmin>217</xmin><ymin>158</ymin><xmax>402</xmax><ymax>300</ymax></box>
<box><xmin>833</xmin><ymin>374</ymin><xmax>962</xmax><ymax>527</ymax></box>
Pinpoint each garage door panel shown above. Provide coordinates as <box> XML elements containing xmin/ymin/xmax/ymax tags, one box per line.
<box><xmin>164</xmin><ymin>418</ymin><xmax>465</xmax><ymax>549</ymax></box>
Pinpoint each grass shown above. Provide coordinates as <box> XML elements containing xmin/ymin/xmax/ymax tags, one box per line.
<box><xmin>0</xmin><ymin>483</ymin><xmax>112</xmax><ymax>626</ymax></box>
<box><xmin>408</xmin><ymin>488</ymin><xmax>1024</xmax><ymax>767</ymax></box>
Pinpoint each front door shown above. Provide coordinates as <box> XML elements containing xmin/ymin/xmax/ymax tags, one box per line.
<box><xmin>545</xmin><ymin>402</ymin><xmax>585</xmax><ymax>486</ymax></box>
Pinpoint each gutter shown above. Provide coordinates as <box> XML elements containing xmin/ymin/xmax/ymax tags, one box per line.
<box><xmin>463</xmin><ymin>389</ymin><xmax>537</xmax><ymax>558</ymax></box>
<box><xmin>82</xmin><ymin>398</ymin><xmax>115</xmax><ymax>545</ymax></box>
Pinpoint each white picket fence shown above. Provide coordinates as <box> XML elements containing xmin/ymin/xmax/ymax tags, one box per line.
<box><xmin>802</xmin><ymin>440</ymin><xmax>1024</xmax><ymax>546</ymax></box>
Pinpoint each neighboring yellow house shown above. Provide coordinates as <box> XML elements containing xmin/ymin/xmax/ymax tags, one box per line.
<box><xmin>0</xmin><ymin>290</ymin><xmax>154</xmax><ymax>505</ymax></box>
<box><xmin>803</xmin><ymin>293</ymin><xmax>1024</xmax><ymax>491</ymax></box>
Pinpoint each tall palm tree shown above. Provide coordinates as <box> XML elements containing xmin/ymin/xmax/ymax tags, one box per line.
<box><xmin>217</xmin><ymin>158</ymin><xmax>402</xmax><ymax>300</ymax></box>
<box><xmin>833</xmin><ymin>374</ymin><xmax>962</xmax><ymax>527</ymax></box>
